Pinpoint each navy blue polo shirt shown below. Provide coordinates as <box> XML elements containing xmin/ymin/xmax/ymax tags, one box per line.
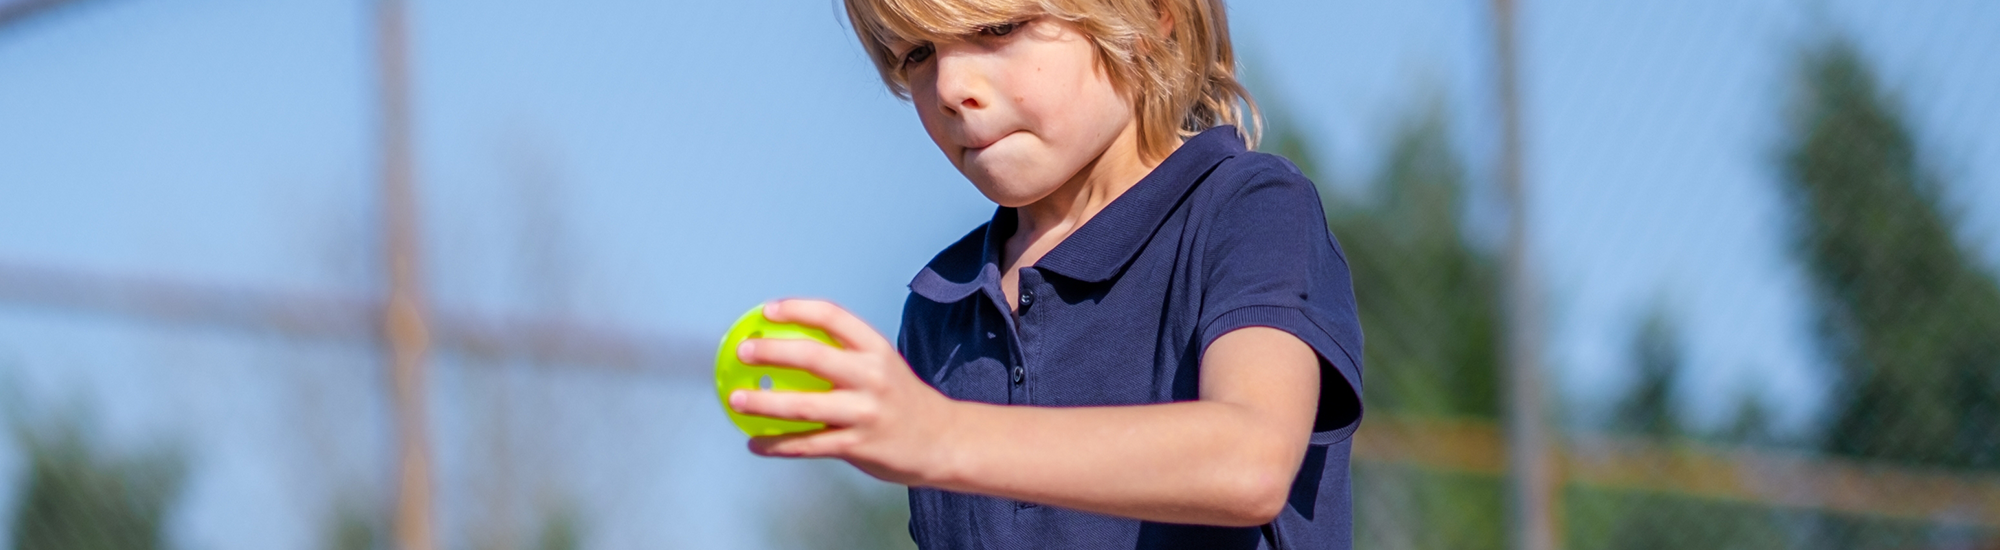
<box><xmin>897</xmin><ymin>125</ymin><xmax>1364</xmax><ymax>550</ymax></box>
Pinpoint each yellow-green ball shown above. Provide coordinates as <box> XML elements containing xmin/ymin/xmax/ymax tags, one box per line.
<box><xmin>715</xmin><ymin>305</ymin><xmax>837</xmax><ymax>436</ymax></box>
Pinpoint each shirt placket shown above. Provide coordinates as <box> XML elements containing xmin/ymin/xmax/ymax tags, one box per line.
<box><xmin>1006</xmin><ymin>268</ymin><xmax>1048</xmax><ymax>405</ymax></box>
<box><xmin>978</xmin><ymin>270</ymin><xmax>1028</xmax><ymax>406</ymax></box>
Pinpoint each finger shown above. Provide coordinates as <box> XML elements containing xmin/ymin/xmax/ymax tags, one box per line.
<box><xmin>750</xmin><ymin>429</ymin><xmax>860</xmax><ymax>458</ymax></box>
<box><xmin>765</xmin><ymin>299</ymin><xmax>894</xmax><ymax>353</ymax></box>
<box><xmin>730</xmin><ymin>389</ymin><xmax>876</xmax><ymax>427</ymax></box>
<box><xmin>745</xmin><ymin>429</ymin><xmax>826</xmax><ymax>457</ymax></box>
<box><xmin>737</xmin><ymin>338</ymin><xmax>863</xmax><ymax>388</ymax></box>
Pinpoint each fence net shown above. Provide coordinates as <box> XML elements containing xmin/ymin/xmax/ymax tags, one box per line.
<box><xmin>1293</xmin><ymin>3</ymin><xmax>2000</xmax><ymax>550</ymax></box>
<box><xmin>1</xmin><ymin>1</ymin><xmax>1996</xmax><ymax>550</ymax></box>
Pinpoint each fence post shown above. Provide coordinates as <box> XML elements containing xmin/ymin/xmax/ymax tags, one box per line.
<box><xmin>376</xmin><ymin>0</ymin><xmax>435</xmax><ymax>549</ymax></box>
<box><xmin>1490</xmin><ymin>0</ymin><xmax>1561</xmax><ymax>549</ymax></box>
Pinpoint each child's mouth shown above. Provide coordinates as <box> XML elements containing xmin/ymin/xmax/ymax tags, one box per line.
<box><xmin>959</xmin><ymin>132</ymin><xmax>1013</xmax><ymax>164</ymax></box>
<box><xmin>963</xmin><ymin>130</ymin><xmax>1018</xmax><ymax>152</ymax></box>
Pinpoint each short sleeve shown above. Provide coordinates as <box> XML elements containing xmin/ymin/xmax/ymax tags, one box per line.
<box><xmin>1195</xmin><ymin>162</ymin><xmax>1365</xmax><ymax>440</ymax></box>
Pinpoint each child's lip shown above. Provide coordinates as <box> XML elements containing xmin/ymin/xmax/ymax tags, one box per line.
<box><xmin>962</xmin><ymin>130</ymin><xmax>1016</xmax><ymax>151</ymax></box>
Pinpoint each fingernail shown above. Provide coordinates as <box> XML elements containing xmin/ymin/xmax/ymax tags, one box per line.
<box><xmin>764</xmin><ymin>300</ymin><xmax>782</xmax><ymax>318</ymax></box>
<box><xmin>729</xmin><ymin>390</ymin><xmax>747</xmax><ymax>408</ymax></box>
<box><xmin>737</xmin><ymin>340</ymin><xmax>755</xmax><ymax>362</ymax></box>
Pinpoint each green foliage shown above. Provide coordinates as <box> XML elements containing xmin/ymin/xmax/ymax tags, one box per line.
<box><xmin>1777</xmin><ymin>36</ymin><xmax>2000</xmax><ymax>469</ymax></box>
<box><xmin>1353</xmin><ymin>465</ymin><xmax>1506</xmax><ymax>550</ymax></box>
<box><xmin>1269</xmin><ymin>101</ymin><xmax>1507</xmax><ymax>550</ymax></box>
<box><xmin>7</xmin><ymin>418</ymin><xmax>183</xmax><ymax>550</ymax></box>
<box><xmin>318</xmin><ymin>504</ymin><xmax>580</xmax><ymax>550</ymax></box>
<box><xmin>769</xmin><ymin>465</ymin><xmax>916</xmax><ymax>550</ymax></box>
<box><xmin>1274</xmin><ymin>107</ymin><xmax>1505</xmax><ymax>420</ymax></box>
<box><xmin>1575</xmin><ymin>308</ymin><xmax>1801</xmax><ymax>549</ymax></box>
<box><xmin>1565</xmin><ymin>489</ymin><xmax>1794</xmax><ymax>550</ymax></box>
<box><xmin>323</xmin><ymin>507</ymin><xmax>380</xmax><ymax>550</ymax></box>
<box><xmin>1614</xmin><ymin>306</ymin><xmax>1686</xmax><ymax>438</ymax></box>
<box><xmin>531</xmin><ymin>509</ymin><xmax>581</xmax><ymax>550</ymax></box>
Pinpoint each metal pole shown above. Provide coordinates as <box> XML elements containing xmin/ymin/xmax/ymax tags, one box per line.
<box><xmin>1491</xmin><ymin>0</ymin><xmax>1560</xmax><ymax>549</ymax></box>
<box><xmin>376</xmin><ymin>0</ymin><xmax>435</xmax><ymax>548</ymax></box>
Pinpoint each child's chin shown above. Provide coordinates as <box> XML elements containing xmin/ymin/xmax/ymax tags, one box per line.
<box><xmin>967</xmin><ymin>176</ymin><xmax>1062</xmax><ymax>208</ymax></box>
<box><xmin>959</xmin><ymin>154</ymin><xmax>1070</xmax><ymax>207</ymax></box>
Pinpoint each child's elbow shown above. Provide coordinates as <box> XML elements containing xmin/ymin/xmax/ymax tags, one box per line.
<box><xmin>1213</xmin><ymin>470</ymin><xmax>1292</xmax><ymax>526</ymax></box>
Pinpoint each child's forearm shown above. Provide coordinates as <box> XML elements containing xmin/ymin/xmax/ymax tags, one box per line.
<box><xmin>916</xmin><ymin>327</ymin><xmax>1321</xmax><ymax>527</ymax></box>
<box><xmin>732</xmin><ymin>303</ymin><xmax>1323</xmax><ymax>527</ymax></box>
<box><xmin>921</xmin><ymin>399</ymin><xmax>1303</xmax><ymax>526</ymax></box>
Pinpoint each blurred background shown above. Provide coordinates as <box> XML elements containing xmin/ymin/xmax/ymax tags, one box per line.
<box><xmin>1</xmin><ymin>0</ymin><xmax>1996</xmax><ymax>549</ymax></box>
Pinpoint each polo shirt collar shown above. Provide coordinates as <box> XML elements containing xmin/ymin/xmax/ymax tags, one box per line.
<box><xmin>908</xmin><ymin>125</ymin><xmax>1244</xmax><ymax>303</ymax></box>
<box><xmin>1036</xmin><ymin>125</ymin><xmax>1243</xmax><ymax>282</ymax></box>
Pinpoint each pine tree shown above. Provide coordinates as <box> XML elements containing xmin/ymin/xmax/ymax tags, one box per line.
<box><xmin>1614</xmin><ymin>307</ymin><xmax>1685</xmax><ymax>439</ymax></box>
<box><xmin>7</xmin><ymin>420</ymin><xmax>182</xmax><ymax>550</ymax></box>
<box><xmin>1777</xmin><ymin>37</ymin><xmax>2000</xmax><ymax>469</ymax></box>
<box><xmin>1270</xmin><ymin>103</ymin><xmax>1508</xmax><ymax>550</ymax></box>
<box><xmin>1286</xmin><ymin>109</ymin><xmax>1505</xmax><ymax>420</ymax></box>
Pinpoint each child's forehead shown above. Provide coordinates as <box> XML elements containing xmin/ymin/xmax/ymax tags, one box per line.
<box><xmin>863</xmin><ymin>0</ymin><xmax>1042</xmax><ymax>44</ymax></box>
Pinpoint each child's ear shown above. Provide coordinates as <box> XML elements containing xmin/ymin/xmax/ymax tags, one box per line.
<box><xmin>1155</xmin><ymin>1</ymin><xmax>1174</xmax><ymax>35</ymax></box>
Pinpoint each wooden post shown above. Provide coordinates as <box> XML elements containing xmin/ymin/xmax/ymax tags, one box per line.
<box><xmin>375</xmin><ymin>0</ymin><xmax>435</xmax><ymax>548</ymax></box>
<box><xmin>1491</xmin><ymin>0</ymin><xmax>1560</xmax><ymax>549</ymax></box>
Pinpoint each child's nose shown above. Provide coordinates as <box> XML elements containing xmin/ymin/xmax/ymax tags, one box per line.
<box><xmin>932</xmin><ymin>49</ymin><xmax>985</xmax><ymax>116</ymax></box>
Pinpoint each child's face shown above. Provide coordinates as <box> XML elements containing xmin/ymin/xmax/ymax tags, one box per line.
<box><xmin>893</xmin><ymin>17</ymin><xmax>1137</xmax><ymax>207</ymax></box>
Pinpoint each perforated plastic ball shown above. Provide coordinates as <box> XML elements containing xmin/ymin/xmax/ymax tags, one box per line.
<box><xmin>715</xmin><ymin>304</ymin><xmax>838</xmax><ymax>436</ymax></box>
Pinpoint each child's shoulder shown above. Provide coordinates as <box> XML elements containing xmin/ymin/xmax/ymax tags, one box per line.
<box><xmin>1209</xmin><ymin>149</ymin><xmax>1317</xmax><ymax>198</ymax></box>
<box><xmin>1196</xmin><ymin>148</ymin><xmax>1327</xmax><ymax>224</ymax></box>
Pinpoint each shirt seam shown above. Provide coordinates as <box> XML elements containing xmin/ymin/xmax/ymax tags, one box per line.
<box><xmin>1198</xmin><ymin>303</ymin><xmax>1357</xmax><ymax>370</ymax></box>
<box><xmin>1198</xmin><ymin>303</ymin><xmax>1366</xmax><ymax>445</ymax></box>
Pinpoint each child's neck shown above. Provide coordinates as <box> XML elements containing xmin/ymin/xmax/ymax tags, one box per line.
<box><xmin>1002</xmin><ymin>122</ymin><xmax>1178</xmax><ymax>312</ymax></box>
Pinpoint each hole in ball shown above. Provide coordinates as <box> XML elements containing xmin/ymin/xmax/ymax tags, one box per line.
<box><xmin>758</xmin><ymin>375</ymin><xmax>774</xmax><ymax>390</ymax></box>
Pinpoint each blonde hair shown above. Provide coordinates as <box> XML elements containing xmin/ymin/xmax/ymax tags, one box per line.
<box><xmin>843</xmin><ymin>0</ymin><xmax>1261</xmax><ymax>160</ymax></box>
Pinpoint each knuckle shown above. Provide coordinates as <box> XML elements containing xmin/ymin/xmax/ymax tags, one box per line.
<box><xmin>766</xmin><ymin>395</ymin><xmax>800</xmax><ymax>418</ymax></box>
<box><xmin>736</xmin><ymin>392</ymin><xmax>766</xmax><ymax>413</ymax></box>
<box><xmin>771</xmin><ymin>441</ymin><xmax>798</xmax><ymax>457</ymax></box>
<box><xmin>781</xmin><ymin>298</ymin><xmax>820</xmax><ymax>313</ymax></box>
<box><xmin>801</xmin><ymin>342</ymin><xmax>833</xmax><ymax>363</ymax></box>
<box><xmin>795</xmin><ymin>399</ymin><xmax>824</xmax><ymax>422</ymax></box>
<box><xmin>826</xmin><ymin>433</ymin><xmax>859</xmax><ymax>455</ymax></box>
<box><xmin>764</xmin><ymin>340</ymin><xmax>816</xmax><ymax>367</ymax></box>
<box><xmin>748</xmin><ymin>401</ymin><xmax>780</xmax><ymax>419</ymax></box>
<box><xmin>854</xmin><ymin>402</ymin><xmax>881</xmax><ymax>425</ymax></box>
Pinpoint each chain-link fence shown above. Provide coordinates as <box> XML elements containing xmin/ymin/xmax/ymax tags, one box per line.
<box><xmin>1287</xmin><ymin>3</ymin><xmax>2000</xmax><ymax>550</ymax></box>
<box><xmin>2</xmin><ymin>1</ymin><xmax>1997</xmax><ymax>550</ymax></box>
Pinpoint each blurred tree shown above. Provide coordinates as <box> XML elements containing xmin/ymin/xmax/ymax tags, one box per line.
<box><xmin>1569</xmin><ymin>490</ymin><xmax>1794</xmax><ymax>550</ymax></box>
<box><xmin>1269</xmin><ymin>101</ymin><xmax>1507</xmax><ymax>550</ymax></box>
<box><xmin>320</xmin><ymin>503</ymin><xmax>578</xmax><ymax>550</ymax></box>
<box><xmin>6</xmin><ymin>417</ymin><xmax>183</xmax><ymax>550</ymax></box>
<box><xmin>1581</xmin><ymin>307</ymin><xmax>1790</xmax><ymax>550</ymax></box>
<box><xmin>529</xmin><ymin>509</ymin><xmax>581</xmax><ymax>550</ymax></box>
<box><xmin>1776</xmin><ymin>36</ymin><xmax>2000</xmax><ymax>470</ymax></box>
<box><xmin>325</xmin><ymin>506</ymin><xmax>383</xmax><ymax>550</ymax></box>
<box><xmin>1276</xmin><ymin>107</ymin><xmax>1504</xmax><ymax>420</ymax></box>
<box><xmin>1613</xmin><ymin>306</ymin><xmax>1685</xmax><ymax>438</ymax></box>
<box><xmin>769</xmin><ymin>465</ymin><xmax>917</xmax><ymax>550</ymax></box>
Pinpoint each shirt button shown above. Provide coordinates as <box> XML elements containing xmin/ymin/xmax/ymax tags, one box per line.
<box><xmin>1011</xmin><ymin>366</ymin><xmax>1025</xmax><ymax>385</ymax></box>
<box><xmin>1018</xmin><ymin>292</ymin><xmax>1033</xmax><ymax>308</ymax></box>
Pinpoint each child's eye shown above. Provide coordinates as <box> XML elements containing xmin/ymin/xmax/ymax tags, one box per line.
<box><xmin>901</xmin><ymin>44</ymin><xmax>934</xmax><ymax>68</ymax></box>
<box><xmin>979</xmin><ymin>22</ymin><xmax>1021</xmax><ymax>37</ymax></box>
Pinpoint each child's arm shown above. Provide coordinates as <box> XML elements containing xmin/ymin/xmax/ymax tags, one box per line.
<box><xmin>730</xmin><ymin>299</ymin><xmax>1321</xmax><ymax>527</ymax></box>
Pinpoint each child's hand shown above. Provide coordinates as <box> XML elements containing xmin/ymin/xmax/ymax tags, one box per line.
<box><xmin>728</xmin><ymin>299</ymin><xmax>958</xmax><ymax>486</ymax></box>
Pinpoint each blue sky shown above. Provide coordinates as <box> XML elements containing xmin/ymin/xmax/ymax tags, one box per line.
<box><xmin>0</xmin><ymin>0</ymin><xmax>1995</xmax><ymax>548</ymax></box>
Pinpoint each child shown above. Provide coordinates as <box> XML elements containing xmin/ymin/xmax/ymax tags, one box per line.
<box><xmin>727</xmin><ymin>0</ymin><xmax>1363</xmax><ymax>547</ymax></box>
